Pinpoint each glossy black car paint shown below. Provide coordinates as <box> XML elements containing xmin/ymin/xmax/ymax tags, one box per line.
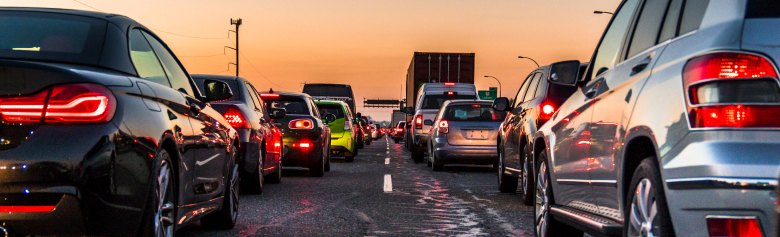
<box><xmin>0</xmin><ymin>8</ymin><xmax>238</xmax><ymax>236</ymax></box>
<box><xmin>260</xmin><ymin>92</ymin><xmax>330</xmax><ymax>170</ymax></box>
<box><xmin>192</xmin><ymin>75</ymin><xmax>283</xmax><ymax>189</ymax></box>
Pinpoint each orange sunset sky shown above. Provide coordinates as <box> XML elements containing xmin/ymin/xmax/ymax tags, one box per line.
<box><xmin>7</xmin><ymin>0</ymin><xmax>620</xmax><ymax>121</ymax></box>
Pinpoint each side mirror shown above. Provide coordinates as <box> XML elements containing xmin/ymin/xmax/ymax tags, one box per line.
<box><xmin>202</xmin><ymin>80</ymin><xmax>233</xmax><ymax>102</ymax></box>
<box><xmin>403</xmin><ymin>107</ymin><xmax>414</xmax><ymax>114</ymax></box>
<box><xmin>423</xmin><ymin>119</ymin><xmax>433</xmax><ymax>126</ymax></box>
<box><xmin>492</xmin><ymin>97</ymin><xmax>511</xmax><ymax>111</ymax></box>
<box><xmin>270</xmin><ymin>108</ymin><xmax>286</xmax><ymax>119</ymax></box>
<box><xmin>324</xmin><ymin>114</ymin><xmax>337</xmax><ymax>124</ymax></box>
<box><xmin>548</xmin><ymin>60</ymin><xmax>581</xmax><ymax>86</ymax></box>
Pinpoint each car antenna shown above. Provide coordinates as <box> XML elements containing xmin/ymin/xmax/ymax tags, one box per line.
<box><xmin>269</xmin><ymin>88</ymin><xmax>274</xmax><ymax>93</ymax></box>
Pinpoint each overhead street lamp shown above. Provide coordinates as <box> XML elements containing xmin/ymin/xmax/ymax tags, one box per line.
<box><xmin>518</xmin><ymin>56</ymin><xmax>540</xmax><ymax>68</ymax></box>
<box><xmin>594</xmin><ymin>11</ymin><xmax>614</xmax><ymax>15</ymax></box>
<box><xmin>483</xmin><ymin>76</ymin><xmax>502</xmax><ymax>97</ymax></box>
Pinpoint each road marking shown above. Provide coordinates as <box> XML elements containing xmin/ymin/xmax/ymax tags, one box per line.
<box><xmin>195</xmin><ymin>154</ymin><xmax>220</xmax><ymax>166</ymax></box>
<box><xmin>386</xmin><ymin>151</ymin><xmax>390</xmax><ymax>154</ymax></box>
<box><xmin>383</xmin><ymin>174</ymin><xmax>392</xmax><ymax>192</ymax></box>
<box><xmin>385</xmin><ymin>158</ymin><xmax>390</xmax><ymax>164</ymax></box>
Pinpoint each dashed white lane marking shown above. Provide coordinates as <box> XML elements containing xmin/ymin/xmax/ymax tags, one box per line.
<box><xmin>386</xmin><ymin>151</ymin><xmax>390</xmax><ymax>154</ymax></box>
<box><xmin>383</xmin><ymin>174</ymin><xmax>392</xmax><ymax>192</ymax></box>
<box><xmin>385</xmin><ymin>158</ymin><xmax>390</xmax><ymax>164</ymax></box>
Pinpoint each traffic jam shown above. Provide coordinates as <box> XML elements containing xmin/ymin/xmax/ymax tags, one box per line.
<box><xmin>1</xmin><ymin>0</ymin><xmax>779</xmax><ymax>236</ymax></box>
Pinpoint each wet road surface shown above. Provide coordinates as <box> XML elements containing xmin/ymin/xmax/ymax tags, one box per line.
<box><xmin>180</xmin><ymin>136</ymin><xmax>538</xmax><ymax>236</ymax></box>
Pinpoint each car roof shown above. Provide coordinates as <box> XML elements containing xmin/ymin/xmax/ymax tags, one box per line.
<box><xmin>191</xmin><ymin>74</ymin><xmax>241</xmax><ymax>81</ymax></box>
<box><xmin>258</xmin><ymin>91</ymin><xmax>311</xmax><ymax>99</ymax></box>
<box><xmin>421</xmin><ymin>83</ymin><xmax>477</xmax><ymax>94</ymax></box>
<box><xmin>0</xmin><ymin>7</ymin><xmax>139</xmax><ymax>31</ymax></box>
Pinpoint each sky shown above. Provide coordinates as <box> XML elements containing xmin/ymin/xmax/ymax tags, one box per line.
<box><xmin>7</xmin><ymin>0</ymin><xmax>620</xmax><ymax>121</ymax></box>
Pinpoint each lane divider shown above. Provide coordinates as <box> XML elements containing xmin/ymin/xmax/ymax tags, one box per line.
<box><xmin>383</xmin><ymin>174</ymin><xmax>392</xmax><ymax>193</ymax></box>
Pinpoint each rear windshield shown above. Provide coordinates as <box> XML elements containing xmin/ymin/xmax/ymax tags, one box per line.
<box><xmin>192</xmin><ymin>77</ymin><xmax>241</xmax><ymax>101</ymax></box>
<box><xmin>396</xmin><ymin>122</ymin><xmax>405</xmax><ymax>128</ymax></box>
<box><xmin>747</xmin><ymin>0</ymin><xmax>780</xmax><ymax>18</ymax></box>
<box><xmin>420</xmin><ymin>95</ymin><xmax>477</xmax><ymax>110</ymax></box>
<box><xmin>0</xmin><ymin>11</ymin><xmax>107</xmax><ymax>65</ymax></box>
<box><xmin>317</xmin><ymin>104</ymin><xmax>345</xmax><ymax>119</ymax></box>
<box><xmin>264</xmin><ymin>97</ymin><xmax>309</xmax><ymax>115</ymax></box>
<box><xmin>442</xmin><ymin>104</ymin><xmax>507</xmax><ymax>122</ymax></box>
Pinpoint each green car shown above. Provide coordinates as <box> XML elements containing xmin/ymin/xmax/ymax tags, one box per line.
<box><xmin>315</xmin><ymin>100</ymin><xmax>358</xmax><ymax>162</ymax></box>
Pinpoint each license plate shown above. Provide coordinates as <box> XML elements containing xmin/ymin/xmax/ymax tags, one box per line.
<box><xmin>465</xmin><ymin>130</ymin><xmax>489</xmax><ymax>139</ymax></box>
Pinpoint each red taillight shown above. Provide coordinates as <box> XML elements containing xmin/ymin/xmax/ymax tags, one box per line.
<box><xmin>0</xmin><ymin>206</ymin><xmax>55</xmax><ymax>212</ymax></box>
<box><xmin>447</xmin><ymin>91</ymin><xmax>454</xmax><ymax>95</ymax></box>
<box><xmin>439</xmin><ymin>120</ymin><xmax>449</xmax><ymax>134</ymax></box>
<box><xmin>707</xmin><ymin>217</ymin><xmax>762</xmax><ymax>237</ymax></box>
<box><xmin>395</xmin><ymin>128</ymin><xmax>403</xmax><ymax>132</ymax></box>
<box><xmin>291</xmin><ymin>142</ymin><xmax>311</xmax><ymax>148</ymax></box>
<box><xmin>223</xmin><ymin>107</ymin><xmax>249</xmax><ymax>128</ymax></box>
<box><xmin>0</xmin><ymin>84</ymin><xmax>116</xmax><ymax>124</ymax></box>
<box><xmin>683</xmin><ymin>52</ymin><xmax>780</xmax><ymax>128</ymax></box>
<box><xmin>542</xmin><ymin>104</ymin><xmax>555</xmax><ymax>114</ymax></box>
<box><xmin>415</xmin><ymin>115</ymin><xmax>422</xmax><ymax>129</ymax></box>
<box><xmin>538</xmin><ymin>103</ymin><xmax>556</xmax><ymax>126</ymax></box>
<box><xmin>260</xmin><ymin>93</ymin><xmax>279</xmax><ymax>98</ymax></box>
<box><xmin>289</xmin><ymin>119</ymin><xmax>313</xmax><ymax>129</ymax></box>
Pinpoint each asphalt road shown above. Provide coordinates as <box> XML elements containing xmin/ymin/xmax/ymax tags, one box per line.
<box><xmin>179</xmin><ymin>136</ymin><xmax>537</xmax><ymax>236</ymax></box>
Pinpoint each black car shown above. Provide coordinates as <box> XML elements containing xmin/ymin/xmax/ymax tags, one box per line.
<box><xmin>0</xmin><ymin>8</ymin><xmax>240</xmax><ymax>236</ymax></box>
<box><xmin>393</xmin><ymin>121</ymin><xmax>405</xmax><ymax>143</ymax></box>
<box><xmin>192</xmin><ymin>75</ymin><xmax>286</xmax><ymax>193</ymax></box>
<box><xmin>492</xmin><ymin>61</ymin><xmax>586</xmax><ymax>205</ymax></box>
<box><xmin>259</xmin><ymin>92</ymin><xmax>332</xmax><ymax>177</ymax></box>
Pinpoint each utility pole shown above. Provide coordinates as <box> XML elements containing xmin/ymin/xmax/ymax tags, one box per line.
<box><xmin>225</xmin><ymin>18</ymin><xmax>242</xmax><ymax>77</ymax></box>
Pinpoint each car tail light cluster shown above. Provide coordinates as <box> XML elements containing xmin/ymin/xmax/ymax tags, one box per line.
<box><xmin>343</xmin><ymin>118</ymin><xmax>351</xmax><ymax>130</ymax></box>
<box><xmin>538</xmin><ymin>102</ymin><xmax>556</xmax><ymax>126</ymax></box>
<box><xmin>259</xmin><ymin>93</ymin><xmax>279</xmax><ymax>98</ymax></box>
<box><xmin>223</xmin><ymin>107</ymin><xmax>249</xmax><ymax>128</ymax></box>
<box><xmin>415</xmin><ymin>115</ymin><xmax>422</xmax><ymax>129</ymax></box>
<box><xmin>438</xmin><ymin>120</ymin><xmax>449</xmax><ymax>134</ymax></box>
<box><xmin>395</xmin><ymin>128</ymin><xmax>403</xmax><ymax>132</ymax></box>
<box><xmin>0</xmin><ymin>84</ymin><xmax>116</xmax><ymax>124</ymax></box>
<box><xmin>706</xmin><ymin>217</ymin><xmax>762</xmax><ymax>237</ymax></box>
<box><xmin>289</xmin><ymin>119</ymin><xmax>313</xmax><ymax>129</ymax></box>
<box><xmin>291</xmin><ymin>142</ymin><xmax>311</xmax><ymax>148</ymax></box>
<box><xmin>683</xmin><ymin>52</ymin><xmax>780</xmax><ymax>128</ymax></box>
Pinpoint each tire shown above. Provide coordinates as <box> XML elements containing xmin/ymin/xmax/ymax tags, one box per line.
<box><xmin>624</xmin><ymin>157</ymin><xmax>675</xmax><ymax>237</ymax></box>
<box><xmin>431</xmin><ymin>157</ymin><xmax>443</xmax><ymax>171</ymax></box>
<box><xmin>266</xmin><ymin>158</ymin><xmax>282</xmax><ymax>184</ymax></box>
<box><xmin>412</xmin><ymin>147</ymin><xmax>424</xmax><ymax>163</ymax></box>
<box><xmin>520</xmin><ymin>152</ymin><xmax>534</xmax><ymax>206</ymax></box>
<box><xmin>310</xmin><ymin>150</ymin><xmax>325</xmax><ymax>177</ymax></box>
<box><xmin>426</xmin><ymin>156</ymin><xmax>432</xmax><ymax>167</ymax></box>
<box><xmin>497</xmin><ymin>148</ymin><xmax>518</xmax><ymax>193</ymax></box>
<box><xmin>394</xmin><ymin>138</ymin><xmax>400</xmax><ymax>143</ymax></box>
<box><xmin>138</xmin><ymin>149</ymin><xmax>176</xmax><ymax>237</ymax></box>
<box><xmin>324</xmin><ymin>142</ymin><xmax>331</xmax><ymax>172</ymax></box>
<box><xmin>345</xmin><ymin>155</ymin><xmax>355</xmax><ymax>162</ymax></box>
<box><xmin>242</xmin><ymin>148</ymin><xmax>264</xmax><ymax>194</ymax></box>
<box><xmin>534</xmin><ymin>153</ymin><xmax>582</xmax><ymax>237</ymax></box>
<box><xmin>201</xmin><ymin>146</ymin><xmax>239</xmax><ymax>229</ymax></box>
<box><xmin>357</xmin><ymin>135</ymin><xmax>364</xmax><ymax>149</ymax></box>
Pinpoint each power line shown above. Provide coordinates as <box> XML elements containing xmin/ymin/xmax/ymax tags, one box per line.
<box><xmin>239</xmin><ymin>52</ymin><xmax>289</xmax><ymax>89</ymax></box>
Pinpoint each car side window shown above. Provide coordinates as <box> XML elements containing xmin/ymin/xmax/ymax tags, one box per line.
<box><xmin>588</xmin><ymin>0</ymin><xmax>641</xmax><ymax>81</ymax></box>
<box><xmin>513</xmin><ymin>74</ymin><xmax>533</xmax><ymax>108</ymax></box>
<box><xmin>626</xmin><ymin>0</ymin><xmax>671</xmax><ymax>58</ymax></box>
<box><xmin>658</xmin><ymin>0</ymin><xmax>683</xmax><ymax>42</ymax></box>
<box><xmin>678</xmin><ymin>0</ymin><xmax>710</xmax><ymax>35</ymax></box>
<box><xmin>129</xmin><ymin>29</ymin><xmax>170</xmax><ymax>87</ymax></box>
<box><xmin>247</xmin><ymin>84</ymin><xmax>267</xmax><ymax>116</ymax></box>
<box><xmin>309</xmin><ymin>99</ymin><xmax>320</xmax><ymax>118</ymax></box>
<box><xmin>533</xmin><ymin>75</ymin><xmax>549</xmax><ymax>99</ymax></box>
<box><xmin>523</xmin><ymin>73</ymin><xmax>543</xmax><ymax>103</ymax></box>
<box><xmin>243</xmin><ymin>84</ymin><xmax>258</xmax><ymax>108</ymax></box>
<box><xmin>141</xmin><ymin>31</ymin><xmax>195</xmax><ymax>96</ymax></box>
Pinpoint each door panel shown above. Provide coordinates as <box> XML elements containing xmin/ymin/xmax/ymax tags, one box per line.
<box><xmin>550</xmin><ymin>94</ymin><xmax>596</xmax><ymax>209</ymax></box>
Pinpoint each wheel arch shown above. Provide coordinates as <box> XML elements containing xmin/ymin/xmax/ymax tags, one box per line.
<box><xmin>619</xmin><ymin>131</ymin><xmax>660</xmax><ymax>213</ymax></box>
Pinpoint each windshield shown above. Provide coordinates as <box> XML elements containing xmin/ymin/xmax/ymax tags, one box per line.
<box><xmin>442</xmin><ymin>104</ymin><xmax>507</xmax><ymax>122</ymax></box>
<box><xmin>420</xmin><ymin>95</ymin><xmax>477</xmax><ymax>110</ymax></box>
<box><xmin>317</xmin><ymin>104</ymin><xmax>345</xmax><ymax>119</ymax></box>
<box><xmin>264</xmin><ymin>97</ymin><xmax>309</xmax><ymax>115</ymax></box>
<box><xmin>0</xmin><ymin>11</ymin><xmax>107</xmax><ymax>65</ymax></box>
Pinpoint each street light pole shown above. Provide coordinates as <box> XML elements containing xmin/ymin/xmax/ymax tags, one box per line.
<box><xmin>594</xmin><ymin>11</ymin><xmax>614</xmax><ymax>15</ymax></box>
<box><xmin>518</xmin><ymin>56</ymin><xmax>540</xmax><ymax>68</ymax></box>
<box><xmin>483</xmin><ymin>76</ymin><xmax>502</xmax><ymax>97</ymax></box>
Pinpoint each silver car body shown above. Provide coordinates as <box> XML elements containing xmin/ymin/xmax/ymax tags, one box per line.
<box><xmin>534</xmin><ymin>0</ymin><xmax>780</xmax><ymax>235</ymax></box>
<box><xmin>428</xmin><ymin>100</ymin><xmax>503</xmax><ymax>166</ymax></box>
<box><xmin>410</xmin><ymin>83</ymin><xmax>478</xmax><ymax>146</ymax></box>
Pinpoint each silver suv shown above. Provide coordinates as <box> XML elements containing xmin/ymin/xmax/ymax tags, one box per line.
<box><xmin>526</xmin><ymin>0</ymin><xmax>780</xmax><ymax>236</ymax></box>
<box><xmin>408</xmin><ymin>83</ymin><xmax>477</xmax><ymax>163</ymax></box>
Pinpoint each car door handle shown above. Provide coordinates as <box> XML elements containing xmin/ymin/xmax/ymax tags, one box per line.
<box><xmin>630</xmin><ymin>57</ymin><xmax>652</xmax><ymax>76</ymax></box>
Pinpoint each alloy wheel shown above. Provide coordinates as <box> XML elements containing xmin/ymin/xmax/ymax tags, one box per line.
<box><xmin>628</xmin><ymin>178</ymin><xmax>658</xmax><ymax>237</ymax></box>
<box><xmin>229</xmin><ymin>163</ymin><xmax>240</xmax><ymax>222</ymax></box>
<box><xmin>155</xmin><ymin>162</ymin><xmax>175</xmax><ymax>237</ymax></box>
<box><xmin>497</xmin><ymin>151</ymin><xmax>504</xmax><ymax>184</ymax></box>
<box><xmin>535</xmin><ymin>161</ymin><xmax>549</xmax><ymax>237</ymax></box>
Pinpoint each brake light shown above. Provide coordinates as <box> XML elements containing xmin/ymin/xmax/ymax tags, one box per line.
<box><xmin>683</xmin><ymin>52</ymin><xmax>780</xmax><ymax>128</ymax></box>
<box><xmin>0</xmin><ymin>206</ymin><xmax>55</xmax><ymax>212</ymax></box>
<box><xmin>542</xmin><ymin>104</ymin><xmax>555</xmax><ymax>114</ymax></box>
<box><xmin>0</xmin><ymin>84</ymin><xmax>116</xmax><ymax>124</ymax></box>
<box><xmin>438</xmin><ymin>120</ymin><xmax>449</xmax><ymax>134</ymax></box>
<box><xmin>223</xmin><ymin>107</ymin><xmax>249</xmax><ymax>128</ymax></box>
<box><xmin>291</xmin><ymin>142</ymin><xmax>311</xmax><ymax>148</ymax></box>
<box><xmin>447</xmin><ymin>91</ymin><xmax>454</xmax><ymax>95</ymax></box>
<box><xmin>707</xmin><ymin>217</ymin><xmax>762</xmax><ymax>237</ymax></box>
<box><xmin>289</xmin><ymin>119</ymin><xmax>313</xmax><ymax>129</ymax></box>
<box><xmin>444</xmin><ymin>82</ymin><xmax>455</xmax><ymax>86</ymax></box>
<box><xmin>344</xmin><ymin>118</ymin><xmax>351</xmax><ymax>130</ymax></box>
<box><xmin>415</xmin><ymin>115</ymin><xmax>422</xmax><ymax>129</ymax></box>
<box><xmin>395</xmin><ymin>128</ymin><xmax>403</xmax><ymax>132</ymax></box>
<box><xmin>537</xmin><ymin>102</ymin><xmax>556</xmax><ymax>127</ymax></box>
<box><xmin>260</xmin><ymin>93</ymin><xmax>279</xmax><ymax>98</ymax></box>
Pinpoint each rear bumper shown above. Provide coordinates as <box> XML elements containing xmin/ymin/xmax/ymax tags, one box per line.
<box><xmin>329</xmin><ymin>145</ymin><xmax>354</xmax><ymax>157</ymax></box>
<box><xmin>661</xmin><ymin>131</ymin><xmax>780</xmax><ymax>236</ymax></box>
<box><xmin>0</xmin><ymin>194</ymin><xmax>85</xmax><ymax>235</ymax></box>
<box><xmin>432</xmin><ymin>144</ymin><xmax>498</xmax><ymax>165</ymax></box>
<box><xmin>282</xmin><ymin>135</ymin><xmax>323</xmax><ymax>167</ymax></box>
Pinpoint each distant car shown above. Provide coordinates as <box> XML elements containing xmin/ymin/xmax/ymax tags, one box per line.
<box><xmin>370</xmin><ymin>124</ymin><xmax>379</xmax><ymax>140</ymax></box>
<box><xmin>359</xmin><ymin>116</ymin><xmax>372</xmax><ymax>145</ymax></box>
<box><xmin>260</xmin><ymin>91</ymin><xmax>332</xmax><ymax>177</ymax></box>
<box><xmin>316</xmin><ymin>100</ymin><xmax>358</xmax><ymax>162</ymax></box>
<box><xmin>427</xmin><ymin>100</ymin><xmax>506</xmax><ymax>171</ymax></box>
<box><xmin>0</xmin><ymin>8</ymin><xmax>240</xmax><ymax>236</ymax></box>
<box><xmin>354</xmin><ymin>113</ymin><xmax>365</xmax><ymax>149</ymax></box>
<box><xmin>491</xmin><ymin>62</ymin><xmax>585</xmax><ymax>204</ymax></box>
<box><xmin>393</xmin><ymin>122</ymin><xmax>406</xmax><ymax>143</ymax></box>
<box><xmin>192</xmin><ymin>75</ymin><xmax>286</xmax><ymax>193</ymax></box>
<box><xmin>405</xmin><ymin>83</ymin><xmax>477</xmax><ymax>163</ymax></box>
